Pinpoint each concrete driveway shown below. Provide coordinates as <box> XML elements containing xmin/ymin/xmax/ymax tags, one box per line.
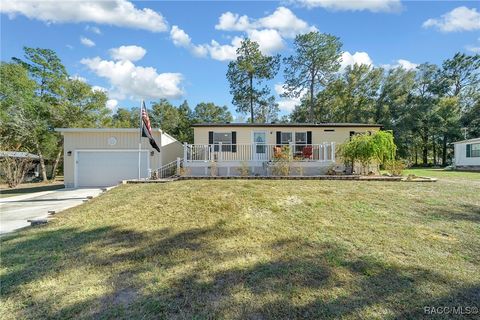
<box><xmin>0</xmin><ymin>188</ymin><xmax>104</xmax><ymax>234</ymax></box>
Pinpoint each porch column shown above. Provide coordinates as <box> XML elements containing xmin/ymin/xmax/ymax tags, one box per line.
<box><xmin>331</xmin><ymin>142</ymin><xmax>335</xmax><ymax>162</ymax></box>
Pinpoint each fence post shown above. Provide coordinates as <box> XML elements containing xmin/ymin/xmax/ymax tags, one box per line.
<box><xmin>219</xmin><ymin>142</ymin><xmax>222</xmax><ymax>162</ymax></box>
<box><xmin>176</xmin><ymin>157</ymin><xmax>181</xmax><ymax>174</ymax></box>
<box><xmin>289</xmin><ymin>141</ymin><xmax>293</xmax><ymax>159</ymax></box>
<box><xmin>183</xmin><ymin>142</ymin><xmax>187</xmax><ymax>162</ymax></box>
<box><xmin>331</xmin><ymin>142</ymin><xmax>335</xmax><ymax>162</ymax></box>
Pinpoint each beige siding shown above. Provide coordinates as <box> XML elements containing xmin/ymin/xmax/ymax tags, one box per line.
<box><xmin>62</xmin><ymin>131</ymin><xmax>163</xmax><ymax>187</ymax></box>
<box><xmin>194</xmin><ymin>126</ymin><xmax>380</xmax><ymax>145</ymax></box>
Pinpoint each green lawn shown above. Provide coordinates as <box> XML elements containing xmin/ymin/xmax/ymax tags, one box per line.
<box><xmin>1</xmin><ymin>172</ymin><xmax>479</xmax><ymax>319</ymax></box>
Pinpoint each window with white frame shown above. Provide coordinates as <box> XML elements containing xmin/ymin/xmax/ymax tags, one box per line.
<box><xmin>295</xmin><ymin>132</ymin><xmax>307</xmax><ymax>153</ymax></box>
<box><xmin>281</xmin><ymin>132</ymin><xmax>292</xmax><ymax>145</ymax></box>
<box><xmin>213</xmin><ymin>132</ymin><xmax>232</xmax><ymax>151</ymax></box>
<box><xmin>467</xmin><ymin>143</ymin><xmax>480</xmax><ymax>157</ymax></box>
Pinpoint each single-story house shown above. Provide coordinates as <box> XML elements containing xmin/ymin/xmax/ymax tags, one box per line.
<box><xmin>183</xmin><ymin>123</ymin><xmax>383</xmax><ymax>176</ymax></box>
<box><xmin>453</xmin><ymin>137</ymin><xmax>480</xmax><ymax>171</ymax></box>
<box><xmin>55</xmin><ymin>128</ymin><xmax>183</xmax><ymax>187</ymax></box>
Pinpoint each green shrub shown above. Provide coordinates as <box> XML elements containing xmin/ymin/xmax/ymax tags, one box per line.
<box><xmin>385</xmin><ymin>159</ymin><xmax>405</xmax><ymax>176</ymax></box>
<box><xmin>339</xmin><ymin>131</ymin><xmax>397</xmax><ymax>175</ymax></box>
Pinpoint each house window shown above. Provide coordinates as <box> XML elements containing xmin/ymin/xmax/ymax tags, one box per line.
<box><xmin>295</xmin><ymin>132</ymin><xmax>307</xmax><ymax>153</ymax></box>
<box><xmin>467</xmin><ymin>143</ymin><xmax>480</xmax><ymax>158</ymax></box>
<box><xmin>213</xmin><ymin>132</ymin><xmax>232</xmax><ymax>151</ymax></box>
<box><xmin>281</xmin><ymin>132</ymin><xmax>293</xmax><ymax>145</ymax></box>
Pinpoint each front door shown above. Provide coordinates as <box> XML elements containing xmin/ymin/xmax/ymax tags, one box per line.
<box><xmin>253</xmin><ymin>131</ymin><xmax>267</xmax><ymax>160</ymax></box>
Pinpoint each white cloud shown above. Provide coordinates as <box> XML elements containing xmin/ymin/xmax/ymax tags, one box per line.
<box><xmin>208</xmin><ymin>38</ymin><xmax>241</xmax><ymax>61</ymax></box>
<box><xmin>423</xmin><ymin>7</ymin><xmax>480</xmax><ymax>32</ymax></box>
<box><xmin>257</xmin><ymin>6</ymin><xmax>317</xmax><ymax>38</ymax></box>
<box><xmin>466</xmin><ymin>45</ymin><xmax>480</xmax><ymax>53</ymax></box>
<box><xmin>106</xmin><ymin>99</ymin><xmax>118</xmax><ymax>111</ymax></box>
<box><xmin>172</xmin><ymin>7</ymin><xmax>312</xmax><ymax>61</ymax></box>
<box><xmin>215</xmin><ymin>12</ymin><xmax>251</xmax><ymax>32</ymax></box>
<box><xmin>247</xmin><ymin>29</ymin><xmax>285</xmax><ymax>55</ymax></box>
<box><xmin>81</xmin><ymin>56</ymin><xmax>183</xmax><ymax>100</ymax></box>
<box><xmin>170</xmin><ymin>25</ymin><xmax>192</xmax><ymax>48</ymax></box>
<box><xmin>92</xmin><ymin>85</ymin><xmax>107</xmax><ymax>93</ymax></box>
<box><xmin>170</xmin><ymin>25</ymin><xmax>240</xmax><ymax>61</ymax></box>
<box><xmin>340</xmin><ymin>51</ymin><xmax>373</xmax><ymax>69</ymax></box>
<box><xmin>80</xmin><ymin>36</ymin><xmax>95</xmax><ymax>47</ymax></box>
<box><xmin>109</xmin><ymin>45</ymin><xmax>146</xmax><ymax>61</ymax></box>
<box><xmin>170</xmin><ymin>25</ymin><xmax>209</xmax><ymax>58</ymax></box>
<box><xmin>1</xmin><ymin>0</ymin><xmax>168</xmax><ymax>32</ymax></box>
<box><xmin>66</xmin><ymin>44</ymin><xmax>74</xmax><ymax>50</ymax></box>
<box><xmin>275</xmin><ymin>84</ymin><xmax>302</xmax><ymax>112</ymax></box>
<box><xmin>381</xmin><ymin>59</ymin><xmax>418</xmax><ymax>71</ymax></box>
<box><xmin>70</xmin><ymin>75</ymin><xmax>87</xmax><ymax>82</ymax></box>
<box><xmin>85</xmin><ymin>25</ymin><xmax>101</xmax><ymax>34</ymax></box>
<box><xmin>396</xmin><ymin>59</ymin><xmax>418</xmax><ymax>70</ymax></box>
<box><xmin>296</xmin><ymin>0</ymin><xmax>402</xmax><ymax>12</ymax></box>
<box><xmin>215</xmin><ymin>7</ymin><xmax>316</xmax><ymax>38</ymax></box>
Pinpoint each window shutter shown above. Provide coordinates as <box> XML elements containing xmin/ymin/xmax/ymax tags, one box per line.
<box><xmin>208</xmin><ymin>131</ymin><xmax>213</xmax><ymax>145</ymax></box>
<box><xmin>307</xmin><ymin>131</ymin><xmax>312</xmax><ymax>145</ymax></box>
<box><xmin>466</xmin><ymin>144</ymin><xmax>471</xmax><ymax>157</ymax></box>
<box><xmin>231</xmin><ymin>131</ymin><xmax>237</xmax><ymax>153</ymax></box>
<box><xmin>276</xmin><ymin>131</ymin><xmax>281</xmax><ymax>146</ymax></box>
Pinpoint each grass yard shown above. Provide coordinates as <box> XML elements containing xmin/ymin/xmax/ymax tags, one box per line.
<box><xmin>1</xmin><ymin>171</ymin><xmax>479</xmax><ymax>319</ymax></box>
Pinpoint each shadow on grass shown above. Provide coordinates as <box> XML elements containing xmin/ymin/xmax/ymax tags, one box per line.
<box><xmin>423</xmin><ymin>203</ymin><xmax>480</xmax><ymax>223</ymax></box>
<box><xmin>0</xmin><ymin>184</ymin><xmax>64</xmax><ymax>196</ymax></box>
<box><xmin>1</xmin><ymin>224</ymin><xmax>478</xmax><ymax>319</ymax></box>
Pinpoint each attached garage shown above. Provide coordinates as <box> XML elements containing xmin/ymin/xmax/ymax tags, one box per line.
<box><xmin>56</xmin><ymin>128</ymin><xmax>183</xmax><ymax>188</ymax></box>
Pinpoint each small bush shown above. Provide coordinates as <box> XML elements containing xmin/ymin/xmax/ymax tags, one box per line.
<box><xmin>237</xmin><ymin>161</ymin><xmax>251</xmax><ymax>177</ymax></box>
<box><xmin>385</xmin><ymin>160</ymin><xmax>406</xmax><ymax>176</ymax></box>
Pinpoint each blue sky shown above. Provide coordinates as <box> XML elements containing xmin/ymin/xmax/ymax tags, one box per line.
<box><xmin>1</xmin><ymin>1</ymin><xmax>479</xmax><ymax>118</ymax></box>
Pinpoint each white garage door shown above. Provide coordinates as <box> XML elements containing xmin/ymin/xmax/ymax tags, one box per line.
<box><xmin>76</xmin><ymin>151</ymin><xmax>149</xmax><ymax>187</ymax></box>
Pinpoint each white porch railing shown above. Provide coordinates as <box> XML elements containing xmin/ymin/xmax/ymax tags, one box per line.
<box><xmin>183</xmin><ymin>142</ymin><xmax>335</xmax><ymax>163</ymax></box>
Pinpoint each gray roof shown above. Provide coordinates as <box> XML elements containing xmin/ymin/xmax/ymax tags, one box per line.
<box><xmin>55</xmin><ymin>128</ymin><xmax>162</xmax><ymax>133</ymax></box>
<box><xmin>452</xmin><ymin>137</ymin><xmax>480</xmax><ymax>144</ymax></box>
<box><xmin>0</xmin><ymin>151</ymin><xmax>40</xmax><ymax>159</ymax></box>
<box><xmin>192</xmin><ymin>122</ymin><xmax>383</xmax><ymax>128</ymax></box>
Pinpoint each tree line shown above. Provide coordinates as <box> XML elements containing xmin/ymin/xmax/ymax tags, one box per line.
<box><xmin>1</xmin><ymin>31</ymin><xmax>479</xmax><ymax>183</ymax></box>
<box><xmin>227</xmin><ymin>32</ymin><xmax>479</xmax><ymax>166</ymax></box>
<box><xmin>0</xmin><ymin>47</ymin><xmax>232</xmax><ymax>181</ymax></box>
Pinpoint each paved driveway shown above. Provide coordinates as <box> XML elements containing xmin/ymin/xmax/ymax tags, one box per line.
<box><xmin>0</xmin><ymin>188</ymin><xmax>103</xmax><ymax>234</ymax></box>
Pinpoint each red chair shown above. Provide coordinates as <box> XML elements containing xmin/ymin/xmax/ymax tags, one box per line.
<box><xmin>302</xmin><ymin>146</ymin><xmax>313</xmax><ymax>159</ymax></box>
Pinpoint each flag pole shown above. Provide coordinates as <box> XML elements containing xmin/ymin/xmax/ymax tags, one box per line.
<box><xmin>138</xmin><ymin>100</ymin><xmax>143</xmax><ymax>180</ymax></box>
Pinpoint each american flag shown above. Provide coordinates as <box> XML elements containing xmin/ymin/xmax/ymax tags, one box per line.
<box><xmin>141</xmin><ymin>101</ymin><xmax>160</xmax><ymax>152</ymax></box>
<box><xmin>142</xmin><ymin>105</ymin><xmax>153</xmax><ymax>137</ymax></box>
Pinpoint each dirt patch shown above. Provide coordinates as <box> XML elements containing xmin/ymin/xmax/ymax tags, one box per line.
<box><xmin>278</xmin><ymin>195</ymin><xmax>303</xmax><ymax>207</ymax></box>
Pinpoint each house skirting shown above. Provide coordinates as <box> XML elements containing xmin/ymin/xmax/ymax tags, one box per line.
<box><xmin>183</xmin><ymin>161</ymin><xmax>336</xmax><ymax>177</ymax></box>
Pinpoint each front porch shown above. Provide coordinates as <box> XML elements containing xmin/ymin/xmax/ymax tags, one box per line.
<box><xmin>182</xmin><ymin>143</ymin><xmax>337</xmax><ymax>176</ymax></box>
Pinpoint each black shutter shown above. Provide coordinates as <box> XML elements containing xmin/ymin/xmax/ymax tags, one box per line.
<box><xmin>466</xmin><ymin>144</ymin><xmax>471</xmax><ymax>157</ymax></box>
<box><xmin>307</xmin><ymin>131</ymin><xmax>312</xmax><ymax>145</ymax></box>
<box><xmin>231</xmin><ymin>131</ymin><xmax>237</xmax><ymax>153</ymax></box>
<box><xmin>208</xmin><ymin>131</ymin><xmax>214</xmax><ymax>144</ymax></box>
<box><xmin>276</xmin><ymin>131</ymin><xmax>281</xmax><ymax>146</ymax></box>
<box><xmin>209</xmin><ymin>131</ymin><xmax>218</xmax><ymax>152</ymax></box>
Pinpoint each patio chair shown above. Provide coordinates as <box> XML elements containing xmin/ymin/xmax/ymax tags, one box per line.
<box><xmin>302</xmin><ymin>146</ymin><xmax>313</xmax><ymax>159</ymax></box>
